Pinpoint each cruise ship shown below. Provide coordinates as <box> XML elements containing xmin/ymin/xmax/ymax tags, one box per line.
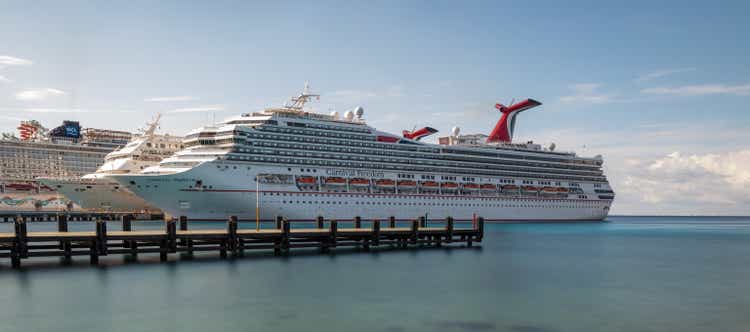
<box><xmin>111</xmin><ymin>85</ymin><xmax>615</xmax><ymax>222</ymax></box>
<box><xmin>39</xmin><ymin>115</ymin><xmax>183</xmax><ymax>213</ymax></box>
<box><xmin>1</xmin><ymin>120</ymin><xmax>131</xmax><ymax>212</ymax></box>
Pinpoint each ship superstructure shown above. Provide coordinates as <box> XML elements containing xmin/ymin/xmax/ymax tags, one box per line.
<box><xmin>112</xmin><ymin>85</ymin><xmax>615</xmax><ymax>221</ymax></box>
<box><xmin>39</xmin><ymin>115</ymin><xmax>183</xmax><ymax>213</ymax></box>
<box><xmin>1</xmin><ymin>120</ymin><xmax>132</xmax><ymax>211</ymax></box>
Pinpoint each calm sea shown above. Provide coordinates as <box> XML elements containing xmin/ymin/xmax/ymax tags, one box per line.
<box><xmin>1</xmin><ymin>216</ymin><xmax>749</xmax><ymax>332</ymax></box>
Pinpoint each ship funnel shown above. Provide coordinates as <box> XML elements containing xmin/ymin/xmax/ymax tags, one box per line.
<box><xmin>402</xmin><ymin>127</ymin><xmax>438</xmax><ymax>141</ymax></box>
<box><xmin>486</xmin><ymin>98</ymin><xmax>541</xmax><ymax>143</ymax></box>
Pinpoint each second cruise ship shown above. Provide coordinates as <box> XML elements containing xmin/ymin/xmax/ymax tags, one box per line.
<box><xmin>112</xmin><ymin>85</ymin><xmax>615</xmax><ymax>221</ymax></box>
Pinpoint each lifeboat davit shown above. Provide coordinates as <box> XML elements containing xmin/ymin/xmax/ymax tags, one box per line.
<box><xmin>349</xmin><ymin>178</ymin><xmax>370</xmax><ymax>186</ymax></box>
<box><xmin>374</xmin><ymin>179</ymin><xmax>395</xmax><ymax>187</ymax></box>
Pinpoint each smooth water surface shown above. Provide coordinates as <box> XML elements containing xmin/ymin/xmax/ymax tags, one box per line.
<box><xmin>1</xmin><ymin>216</ymin><xmax>749</xmax><ymax>332</ymax></box>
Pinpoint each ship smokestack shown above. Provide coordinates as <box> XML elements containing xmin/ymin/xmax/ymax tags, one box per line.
<box><xmin>403</xmin><ymin>127</ymin><xmax>438</xmax><ymax>141</ymax></box>
<box><xmin>486</xmin><ymin>98</ymin><xmax>541</xmax><ymax>143</ymax></box>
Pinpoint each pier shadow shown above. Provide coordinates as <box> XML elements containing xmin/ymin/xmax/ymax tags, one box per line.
<box><xmin>0</xmin><ymin>243</ymin><xmax>482</xmax><ymax>272</ymax></box>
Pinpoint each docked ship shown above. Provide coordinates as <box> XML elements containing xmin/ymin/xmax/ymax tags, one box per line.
<box><xmin>0</xmin><ymin>120</ymin><xmax>131</xmax><ymax>212</ymax></box>
<box><xmin>39</xmin><ymin>115</ymin><xmax>183</xmax><ymax>213</ymax></box>
<box><xmin>111</xmin><ymin>85</ymin><xmax>615</xmax><ymax>222</ymax></box>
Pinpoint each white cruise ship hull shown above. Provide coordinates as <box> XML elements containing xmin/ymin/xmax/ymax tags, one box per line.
<box><xmin>112</xmin><ymin>162</ymin><xmax>611</xmax><ymax>222</ymax></box>
<box><xmin>40</xmin><ymin>178</ymin><xmax>160</xmax><ymax>213</ymax></box>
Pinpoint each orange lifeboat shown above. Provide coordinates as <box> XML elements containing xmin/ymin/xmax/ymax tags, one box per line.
<box><xmin>541</xmin><ymin>186</ymin><xmax>557</xmax><ymax>192</ymax></box>
<box><xmin>397</xmin><ymin>180</ymin><xmax>417</xmax><ymax>187</ymax></box>
<box><xmin>521</xmin><ymin>186</ymin><xmax>539</xmax><ymax>192</ymax></box>
<box><xmin>421</xmin><ymin>181</ymin><xmax>439</xmax><ymax>188</ymax></box>
<box><xmin>441</xmin><ymin>182</ymin><xmax>458</xmax><ymax>189</ymax></box>
<box><xmin>556</xmin><ymin>187</ymin><xmax>569</xmax><ymax>193</ymax></box>
<box><xmin>374</xmin><ymin>179</ymin><xmax>395</xmax><ymax>187</ymax></box>
<box><xmin>480</xmin><ymin>183</ymin><xmax>496</xmax><ymax>190</ymax></box>
<box><xmin>296</xmin><ymin>176</ymin><xmax>316</xmax><ymax>184</ymax></box>
<box><xmin>501</xmin><ymin>184</ymin><xmax>519</xmax><ymax>190</ymax></box>
<box><xmin>463</xmin><ymin>183</ymin><xmax>480</xmax><ymax>190</ymax></box>
<box><xmin>349</xmin><ymin>178</ymin><xmax>370</xmax><ymax>186</ymax></box>
<box><xmin>324</xmin><ymin>177</ymin><xmax>346</xmax><ymax>185</ymax></box>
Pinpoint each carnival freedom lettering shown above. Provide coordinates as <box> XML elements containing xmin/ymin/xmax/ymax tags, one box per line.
<box><xmin>325</xmin><ymin>169</ymin><xmax>384</xmax><ymax>178</ymax></box>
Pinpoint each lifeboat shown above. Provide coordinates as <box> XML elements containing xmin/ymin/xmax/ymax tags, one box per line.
<box><xmin>501</xmin><ymin>184</ymin><xmax>519</xmax><ymax>190</ymax></box>
<box><xmin>556</xmin><ymin>187</ymin><xmax>569</xmax><ymax>193</ymax></box>
<box><xmin>397</xmin><ymin>180</ymin><xmax>417</xmax><ymax>187</ymax></box>
<box><xmin>480</xmin><ymin>183</ymin><xmax>496</xmax><ymax>190</ymax></box>
<box><xmin>463</xmin><ymin>183</ymin><xmax>480</xmax><ymax>190</ymax></box>
<box><xmin>521</xmin><ymin>186</ymin><xmax>539</xmax><ymax>192</ymax></box>
<box><xmin>541</xmin><ymin>186</ymin><xmax>557</xmax><ymax>192</ymax></box>
<box><xmin>324</xmin><ymin>177</ymin><xmax>346</xmax><ymax>185</ymax></box>
<box><xmin>349</xmin><ymin>178</ymin><xmax>370</xmax><ymax>186</ymax></box>
<box><xmin>421</xmin><ymin>181</ymin><xmax>439</xmax><ymax>188</ymax></box>
<box><xmin>296</xmin><ymin>176</ymin><xmax>316</xmax><ymax>184</ymax></box>
<box><xmin>4</xmin><ymin>183</ymin><xmax>34</xmax><ymax>191</ymax></box>
<box><xmin>441</xmin><ymin>182</ymin><xmax>458</xmax><ymax>189</ymax></box>
<box><xmin>374</xmin><ymin>179</ymin><xmax>395</xmax><ymax>187</ymax></box>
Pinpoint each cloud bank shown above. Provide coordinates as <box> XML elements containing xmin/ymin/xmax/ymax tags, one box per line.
<box><xmin>15</xmin><ymin>88</ymin><xmax>66</xmax><ymax>101</ymax></box>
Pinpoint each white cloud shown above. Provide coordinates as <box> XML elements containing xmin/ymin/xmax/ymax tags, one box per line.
<box><xmin>15</xmin><ymin>88</ymin><xmax>66</xmax><ymax>101</ymax></box>
<box><xmin>167</xmin><ymin>105</ymin><xmax>225</xmax><ymax>113</ymax></box>
<box><xmin>144</xmin><ymin>96</ymin><xmax>197</xmax><ymax>102</ymax></box>
<box><xmin>25</xmin><ymin>108</ymin><xmax>90</xmax><ymax>113</ymax></box>
<box><xmin>619</xmin><ymin>151</ymin><xmax>750</xmax><ymax>209</ymax></box>
<box><xmin>0</xmin><ymin>55</ymin><xmax>33</xmax><ymax>67</ymax></box>
<box><xmin>635</xmin><ymin>68</ymin><xmax>695</xmax><ymax>83</ymax></box>
<box><xmin>559</xmin><ymin>83</ymin><xmax>613</xmax><ymax>104</ymax></box>
<box><xmin>641</xmin><ymin>84</ymin><xmax>750</xmax><ymax>96</ymax></box>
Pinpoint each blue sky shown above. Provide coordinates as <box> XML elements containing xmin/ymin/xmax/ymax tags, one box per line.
<box><xmin>2</xmin><ymin>1</ymin><xmax>749</xmax><ymax>215</ymax></box>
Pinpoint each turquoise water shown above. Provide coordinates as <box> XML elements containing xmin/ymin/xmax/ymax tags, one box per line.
<box><xmin>1</xmin><ymin>216</ymin><xmax>749</xmax><ymax>331</ymax></box>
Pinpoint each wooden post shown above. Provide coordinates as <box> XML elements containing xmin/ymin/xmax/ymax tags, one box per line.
<box><xmin>167</xmin><ymin>219</ymin><xmax>177</xmax><ymax>253</ymax></box>
<box><xmin>330</xmin><ymin>220</ymin><xmax>338</xmax><ymax>249</ymax></box>
<box><xmin>477</xmin><ymin>216</ymin><xmax>485</xmax><ymax>242</ymax></box>
<box><xmin>410</xmin><ymin>220</ymin><xmax>419</xmax><ymax>245</ymax></box>
<box><xmin>178</xmin><ymin>215</ymin><xmax>187</xmax><ymax>246</ymax></box>
<box><xmin>354</xmin><ymin>216</ymin><xmax>361</xmax><ymax>229</ymax></box>
<box><xmin>96</xmin><ymin>219</ymin><xmax>107</xmax><ymax>256</ymax></box>
<box><xmin>389</xmin><ymin>216</ymin><xmax>396</xmax><ymax>228</ymax></box>
<box><xmin>446</xmin><ymin>216</ymin><xmax>454</xmax><ymax>243</ymax></box>
<box><xmin>11</xmin><ymin>216</ymin><xmax>26</xmax><ymax>268</ymax></box>
<box><xmin>15</xmin><ymin>216</ymin><xmax>28</xmax><ymax>259</ymax></box>
<box><xmin>372</xmin><ymin>220</ymin><xmax>380</xmax><ymax>246</ymax></box>
<box><xmin>121</xmin><ymin>214</ymin><xmax>132</xmax><ymax>248</ymax></box>
<box><xmin>57</xmin><ymin>214</ymin><xmax>68</xmax><ymax>250</ymax></box>
<box><xmin>281</xmin><ymin>218</ymin><xmax>291</xmax><ymax>254</ymax></box>
<box><xmin>228</xmin><ymin>216</ymin><xmax>238</xmax><ymax>257</ymax></box>
<box><xmin>316</xmin><ymin>215</ymin><xmax>324</xmax><ymax>229</ymax></box>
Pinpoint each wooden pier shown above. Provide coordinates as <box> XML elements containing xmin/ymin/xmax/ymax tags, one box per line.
<box><xmin>0</xmin><ymin>215</ymin><xmax>484</xmax><ymax>268</ymax></box>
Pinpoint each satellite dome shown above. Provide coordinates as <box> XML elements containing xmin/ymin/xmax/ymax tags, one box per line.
<box><xmin>451</xmin><ymin>126</ymin><xmax>460</xmax><ymax>137</ymax></box>
<box><xmin>344</xmin><ymin>111</ymin><xmax>354</xmax><ymax>121</ymax></box>
<box><xmin>330</xmin><ymin>111</ymin><xmax>339</xmax><ymax>119</ymax></box>
<box><xmin>354</xmin><ymin>106</ymin><xmax>364</xmax><ymax>118</ymax></box>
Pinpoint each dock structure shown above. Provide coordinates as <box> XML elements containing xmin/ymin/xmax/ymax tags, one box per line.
<box><xmin>0</xmin><ymin>215</ymin><xmax>484</xmax><ymax>268</ymax></box>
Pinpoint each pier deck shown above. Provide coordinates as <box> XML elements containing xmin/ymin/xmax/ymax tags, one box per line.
<box><xmin>0</xmin><ymin>215</ymin><xmax>484</xmax><ymax>268</ymax></box>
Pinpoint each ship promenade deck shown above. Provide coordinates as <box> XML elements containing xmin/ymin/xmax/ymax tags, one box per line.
<box><xmin>0</xmin><ymin>215</ymin><xmax>484</xmax><ymax>268</ymax></box>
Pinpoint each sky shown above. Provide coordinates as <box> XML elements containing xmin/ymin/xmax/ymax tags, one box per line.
<box><xmin>1</xmin><ymin>1</ymin><xmax>749</xmax><ymax>215</ymax></box>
